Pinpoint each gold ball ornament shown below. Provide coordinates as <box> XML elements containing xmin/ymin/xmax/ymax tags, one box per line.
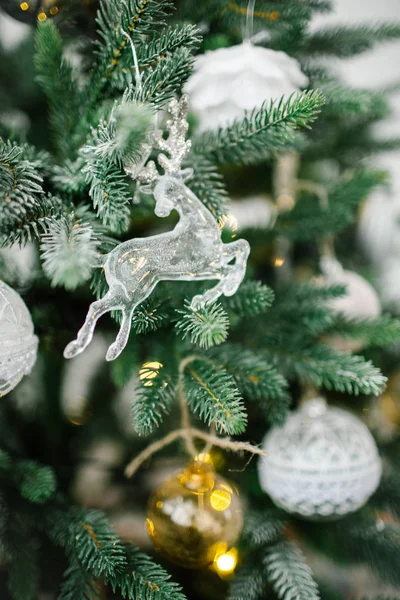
<box><xmin>147</xmin><ymin>459</ymin><xmax>243</xmax><ymax>569</ymax></box>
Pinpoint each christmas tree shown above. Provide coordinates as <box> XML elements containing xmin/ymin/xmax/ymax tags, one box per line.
<box><xmin>1</xmin><ymin>0</ymin><xmax>400</xmax><ymax>598</ymax></box>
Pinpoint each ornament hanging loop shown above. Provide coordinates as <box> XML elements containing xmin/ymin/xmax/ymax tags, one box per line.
<box><xmin>245</xmin><ymin>0</ymin><xmax>256</xmax><ymax>43</ymax></box>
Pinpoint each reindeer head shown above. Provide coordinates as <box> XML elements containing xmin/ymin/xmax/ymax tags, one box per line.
<box><xmin>136</xmin><ymin>96</ymin><xmax>192</xmax><ymax>218</ymax></box>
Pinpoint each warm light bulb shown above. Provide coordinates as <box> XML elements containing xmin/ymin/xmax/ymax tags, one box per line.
<box><xmin>37</xmin><ymin>11</ymin><xmax>47</xmax><ymax>20</ymax></box>
<box><xmin>273</xmin><ymin>257</ymin><xmax>285</xmax><ymax>267</ymax></box>
<box><xmin>139</xmin><ymin>361</ymin><xmax>163</xmax><ymax>386</ymax></box>
<box><xmin>215</xmin><ymin>548</ymin><xmax>238</xmax><ymax>575</ymax></box>
<box><xmin>210</xmin><ymin>489</ymin><xmax>231</xmax><ymax>511</ymax></box>
<box><xmin>20</xmin><ymin>2</ymin><xmax>29</xmax><ymax>10</ymax></box>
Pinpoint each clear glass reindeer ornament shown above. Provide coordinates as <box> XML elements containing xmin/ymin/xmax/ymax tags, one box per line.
<box><xmin>64</xmin><ymin>96</ymin><xmax>250</xmax><ymax>362</ymax></box>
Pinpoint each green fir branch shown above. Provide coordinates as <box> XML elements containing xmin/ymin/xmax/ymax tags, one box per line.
<box><xmin>15</xmin><ymin>461</ymin><xmax>56</xmax><ymax>504</ymax></box>
<box><xmin>132</xmin><ymin>362</ymin><xmax>177</xmax><ymax>435</ymax></box>
<box><xmin>137</xmin><ymin>46</ymin><xmax>196</xmax><ymax>107</ymax></box>
<box><xmin>223</xmin><ymin>280</ymin><xmax>274</xmax><ymax>317</ymax></box>
<box><xmin>277</xmin><ymin>169</ymin><xmax>385</xmax><ymax>239</ymax></box>
<box><xmin>40</xmin><ymin>214</ymin><xmax>100</xmax><ymax>290</ymax></box>
<box><xmin>83</xmin><ymin>158</ymin><xmax>132</xmax><ymax>233</ymax></box>
<box><xmin>34</xmin><ymin>22</ymin><xmax>82</xmax><ymax>160</ymax></box>
<box><xmin>305</xmin><ymin>23</ymin><xmax>400</xmax><ymax>58</ymax></box>
<box><xmin>208</xmin><ymin>344</ymin><xmax>290</xmax><ymax>425</ymax></box>
<box><xmin>228</xmin><ymin>558</ymin><xmax>266</xmax><ymax>600</ymax></box>
<box><xmin>324</xmin><ymin>315</ymin><xmax>400</xmax><ymax>349</ymax></box>
<box><xmin>264</xmin><ymin>541</ymin><xmax>320</xmax><ymax>600</ymax></box>
<box><xmin>59</xmin><ymin>558</ymin><xmax>103</xmax><ymax>600</ymax></box>
<box><xmin>185</xmin><ymin>153</ymin><xmax>229</xmax><ymax>218</ymax></box>
<box><xmin>183</xmin><ymin>358</ymin><xmax>247</xmax><ymax>434</ymax></box>
<box><xmin>47</xmin><ymin>506</ymin><xmax>127</xmax><ymax>578</ymax></box>
<box><xmin>192</xmin><ymin>91</ymin><xmax>325</xmax><ymax>165</ymax></box>
<box><xmin>111</xmin><ymin>24</ymin><xmax>201</xmax><ymax>91</ymax></box>
<box><xmin>91</xmin><ymin>0</ymin><xmax>174</xmax><ymax>103</ymax></box>
<box><xmin>109</xmin><ymin>543</ymin><xmax>187</xmax><ymax>600</ymax></box>
<box><xmin>264</xmin><ymin>341</ymin><xmax>387</xmax><ymax>396</ymax></box>
<box><xmin>7</xmin><ymin>537</ymin><xmax>39</xmax><ymax>600</ymax></box>
<box><xmin>175</xmin><ymin>301</ymin><xmax>230</xmax><ymax>349</ymax></box>
<box><xmin>243</xmin><ymin>510</ymin><xmax>286</xmax><ymax>548</ymax></box>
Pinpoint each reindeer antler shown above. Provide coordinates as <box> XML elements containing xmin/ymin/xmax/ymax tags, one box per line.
<box><xmin>156</xmin><ymin>95</ymin><xmax>191</xmax><ymax>175</ymax></box>
<box><xmin>134</xmin><ymin>96</ymin><xmax>191</xmax><ymax>184</ymax></box>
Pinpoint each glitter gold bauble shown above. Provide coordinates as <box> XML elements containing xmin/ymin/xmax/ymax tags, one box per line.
<box><xmin>147</xmin><ymin>459</ymin><xmax>243</xmax><ymax>569</ymax></box>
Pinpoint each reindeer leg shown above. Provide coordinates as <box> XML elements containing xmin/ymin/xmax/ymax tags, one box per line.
<box><xmin>64</xmin><ymin>294</ymin><xmax>115</xmax><ymax>359</ymax></box>
<box><xmin>106</xmin><ymin>308</ymin><xmax>134</xmax><ymax>362</ymax></box>
<box><xmin>220</xmin><ymin>239</ymin><xmax>250</xmax><ymax>297</ymax></box>
<box><xmin>190</xmin><ymin>272</ymin><xmax>229</xmax><ymax>309</ymax></box>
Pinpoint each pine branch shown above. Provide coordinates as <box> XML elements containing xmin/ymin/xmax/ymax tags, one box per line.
<box><xmin>47</xmin><ymin>506</ymin><xmax>127</xmax><ymax>578</ymax></box>
<box><xmin>192</xmin><ymin>91</ymin><xmax>325</xmax><ymax>165</ymax></box>
<box><xmin>59</xmin><ymin>557</ymin><xmax>103</xmax><ymax>600</ymax></box>
<box><xmin>305</xmin><ymin>24</ymin><xmax>400</xmax><ymax>58</ymax></box>
<box><xmin>183</xmin><ymin>358</ymin><xmax>247</xmax><ymax>435</ymax></box>
<box><xmin>83</xmin><ymin>158</ymin><xmax>132</xmax><ymax>233</ymax></box>
<box><xmin>223</xmin><ymin>281</ymin><xmax>274</xmax><ymax>318</ymax></box>
<box><xmin>175</xmin><ymin>301</ymin><xmax>230</xmax><ymax>349</ymax></box>
<box><xmin>83</xmin><ymin>94</ymin><xmax>153</xmax><ymax>168</ymax></box>
<box><xmin>243</xmin><ymin>510</ymin><xmax>286</xmax><ymax>548</ymax></box>
<box><xmin>341</xmin><ymin>518</ymin><xmax>400</xmax><ymax>587</ymax></box>
<box><xmin>321</xmin><ymin>84</ymin><xmax>388</xmax><ymax>122</ymax></box>
<box><xmin>91</xmin><ymin>0</ymin><xmax>174</xmax><ymax>103</ymax></box>
<box><xmin>324</xmin><ymin>315</ymin><xmax>400</xmax><ymax>349</ymax></box>
<box><xmin>185</xmin><ymin>153</ymin><xmax>229</xmax><ymax>218</ymax></box>
<box><xmin>277</xmin><ymin>169</ymin><xmax>385</xmax><ymax>239</ymax></box>
<box><xmin>264</xmin><ymin>541</ymin><xmax>320</xmax><ymax>600</ymax></box>
<box><xmin>132</xmin><ymin>362</ymin><xmax>177</xmax><ymax>435</ymax></box>
<box><xmin>0</xmin><ymin>140</ymin><xmax>65</xmax><ymax>247</ymax></box>
<box><xmin>7</xmin><ymin>536</ymin><xmax>39</xmax><ymax>600</ymax></box>
<box><xmin>15</xmin><ymin>460</ymin><xmax>56</xmax><ymax>504</ymax></box>
<box><xmin>111</xmin><ymin>24</ymin><xmax>201</xmax><ymax>91</ymax></box>
<box><xmin>109</xmin><ymin>543</ymin><xmax>187</xmax><ymax>600</ymax></box>
<box><xmin>34</xmin><ymin>22</ymin><xmax>82</xmax><ymax>160</ymax></box>
<box><xmin>40</xmin><ymin>214</ymin><xmax>101</xmax><ymax>290</ymax></box>
<box><xmin>228</xmin><ymin>557</ymin><xmax>266</xmax><ymax>600</ymax></box>
<box><xmin>208</xmin><ymin>344</ymin><xmax>290</xmax><ymax>426</ymax></box>
<box><xmin>110</xmin><ymin>338</ymin><xmax>139</xmax><ymax>388</ymax></box>
<box><xmin>264</xmin><ymin>341</ymin><xmax>387</xmax><ymax>396</ymax></box>
<box><xmin>137</xmin><ymin>46</ymin><xmax>196</xmax><ymax>107</ymax></box>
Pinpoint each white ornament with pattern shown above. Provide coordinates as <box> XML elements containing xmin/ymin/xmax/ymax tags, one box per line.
<box><xmin>258</xmin><ymin>398</ymin><xmax>382</xmax><ymax>519</ymax></box>
<box><xmin>185</xmin><ymin>42</ymin><xmax>308</xmax><ymax>131</ymax></box>
<box><xmin>0</xmin><ymin>280</ymin><xmax>38</xmax><ymax>396</ymax></box>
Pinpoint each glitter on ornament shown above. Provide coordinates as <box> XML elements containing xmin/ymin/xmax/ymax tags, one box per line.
<box><xmin>185</xmin><ymin>42</ymin><xmax>308</xmax><ymax>131</ymax></box>
<box><xmin>0</xmin><ymin>280</ymin><xmax>38</xmax><ymax>396</ymax></box>
<box><xmin>258</xmin><ymin>397</ymin><xmax>382</xmax><ymax>520</ymax></box>
<box><xmin>147</xmin><ymin>459</ymin><xmax>243</xmax><ymax>569</ymax></box>
<box><xmin>64</xmin><ymin>96</ymin><xmax>250</xmax><ymax>362</ymax></box>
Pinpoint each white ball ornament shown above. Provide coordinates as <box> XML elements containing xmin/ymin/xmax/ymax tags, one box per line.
<box><xmin>184</xmin><ymin>42</ymin><xmax>308</xmax><ymax>132</ymax></box>
<box><xmin>320</xmin><ymin>257</ymin><xmax>381</xmax><ymax>352</ymax></box>
<box><xmin>0</xmin><ymin>280</ymin><xmax>38</xmax><ymax>397</ymax></box>
<box><xmin>258</xmin><ymin>398</ymin><xmax>382</xmax><ymax>520</ymax></box>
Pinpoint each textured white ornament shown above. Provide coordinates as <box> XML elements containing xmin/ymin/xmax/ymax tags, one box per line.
<box><xmin>321</xmin><ymin>257</ymin><xmax>381</xmax><ymax>320</ymax></box>
<box><xmin>320</xmin><ymin>257</ymin><xmax>381</xmax><ymax>352</ymax></box>
<box><xmin>185</xmin><ymin>42</ymin><xmax>308</xmax><ymax>131</ymax></box>
<box><xmin>258</xmin><ymin>398</ymin><xmax>382</xmax><ymax>519</ymax></box>
<box><xmin>64</xmin><ymin>96</ymin><xmax>250</xmax><ymax>362</ymax></box>
<box><xmin>0</xmin><ymin>280</ymin><xmax>38</xmax><ymax>396</ymax></box>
